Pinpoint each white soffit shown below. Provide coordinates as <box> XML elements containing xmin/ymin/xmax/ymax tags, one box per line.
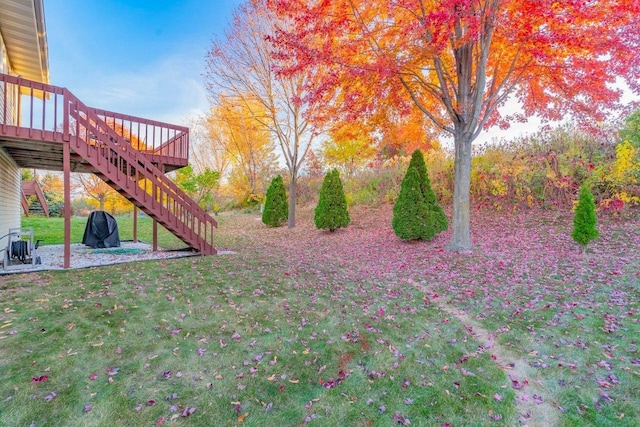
<box><xmin>0</xmin><ymin>0</ymin><xmax>49</xmax><ymax>83</ymax></box>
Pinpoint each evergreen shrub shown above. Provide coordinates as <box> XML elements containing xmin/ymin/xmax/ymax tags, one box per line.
<box><xmin>315</xmin><ymin>169</ymin><xmax>350</xmax><ymax>231</ymax></box>
<box><xmin>572</xmin><ymin>184</ymin><xmax>599</xmax><ymax>253</ymax></box>
<box><xmin>392</xmin><ymin>166</ymin><xmax>432</xmax><ymax>240</ymax></box>
<box><xmin>409</xmin><ymin>149</ymin><xmax>448</xmax><ymax>233</ymax></box>
<box><xmin>262</xmin><ymin>175</ymin><xmax>288</xmax><ymax>227</ymax></box>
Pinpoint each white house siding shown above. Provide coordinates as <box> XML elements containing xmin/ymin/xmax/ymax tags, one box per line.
<box><xmin>0</xmin><ymin>29</ymin><xmax>20</xmax><ymax>248</ymax></box>
<box><xmin>0</xmin><ymin>148</ymin><xmax>20</xmax><ymax>239</ymax></box>
<box><xmin>0</xmin><ymin>29</ymin><xmax>17</xmax><ymax>126</ymax></box>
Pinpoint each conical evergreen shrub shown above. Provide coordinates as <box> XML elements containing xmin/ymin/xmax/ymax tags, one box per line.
<box><xmin>408</xmin><ymin>149</ymin><xmax>448</xmax><ymax>233</ymax></box>
<box><xmin>314</xmin><ymin>169</ymin><xmax>350</xmax><ymax>232</ymax></box>
<box><xmin>392</xmin><ymin>166</ymin><xmax>432</xmax><ymax>240</ymax></box>
<box><xmin>572</xmin><ymin>184</ymin><xmax>599</xmax><ymax>253</ymax></box>
<box><xmin>262</xmin><ymin>175</ymin><xmax>288</xmax><ymax>227</ymax></box>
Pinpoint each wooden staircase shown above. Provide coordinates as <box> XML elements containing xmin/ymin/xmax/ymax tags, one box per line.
<box><xmin>21</xmin><ymin>180</ymin><xmax>50</xmax><ymax>217</ymax></box>
<box><xmin>0</xmin><ymin>73</ymin><xmax>217</xmax><ymax>255</ymax></box>
<box><xmin>65</xmin><ymin>91</ymin><xmax>217</xmax><ymax>255</ymax></box>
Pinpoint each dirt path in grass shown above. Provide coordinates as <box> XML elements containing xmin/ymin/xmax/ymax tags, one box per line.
<box><xmin>409</xmin><ymin>279</ymin><xmax>559</xmax><ymax>427</ymax></box>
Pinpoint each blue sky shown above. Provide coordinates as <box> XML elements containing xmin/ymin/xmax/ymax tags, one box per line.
<box><xmin>44</xmin><ymin>0</ymin><xmax>242</xmax><ymax>126</ymax></box>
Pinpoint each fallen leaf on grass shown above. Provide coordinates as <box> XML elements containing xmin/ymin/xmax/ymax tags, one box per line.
<box><xmin>238</xmin><ymin>412</ymin><xmax>248</xmax><ymax>422</ymax></box>
<box><xmin>461</xmin><ymin>368</ymin><xmax>476</xmax><ymax>376</ymax></box>
<box><xmin>509</xmin><ymin>375</ymin><xmax>528</xmax><ymax>390</ymax></box>
<box><xmin>393</xmin><ymin>412</ymin><xmax>411</xmax><ymax>425</ymax></box>
<box><xmin>181</xmin><ymin>407</ymin><xmax>196</xmax><ymax>417</ymax></box>
<box><xmin>31</xmin><ymin>375</ymin><xmax>48</xmax><ymax>383</ymax></box>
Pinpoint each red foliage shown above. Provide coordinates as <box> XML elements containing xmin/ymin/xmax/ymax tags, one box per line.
<box><xmin>268</xmin><ymin>0</ymin><xmax>640</xmax><ymax>133</ymax></box>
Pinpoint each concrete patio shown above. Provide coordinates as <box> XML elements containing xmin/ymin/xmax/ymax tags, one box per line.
<box><xmin>0</xmin><ymin>241</ymin><xmax>198</xmax><ymax>274</ymax></box>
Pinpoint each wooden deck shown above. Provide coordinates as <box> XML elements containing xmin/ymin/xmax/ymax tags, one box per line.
<box><xmin>0</xmin><ymin>73</ymin><xmax>217</xmax><ymax>265</ymax></box>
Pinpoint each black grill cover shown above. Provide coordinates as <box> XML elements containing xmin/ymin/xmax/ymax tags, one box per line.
<box><xmin>82</xmin><ymin>211</ymin><xmax>121</xmax><ymax>248</ymax></box>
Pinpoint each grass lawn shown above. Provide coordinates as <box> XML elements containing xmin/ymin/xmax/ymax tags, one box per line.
<box><xmin>1</xmin><ymin>205</ymin><xmax>638</xmax><ymax>426</ymax></box>
<box><xmin>21</xmin><ymin>215</ymin><xmax>190</xmax><ymax>250</ymax></box>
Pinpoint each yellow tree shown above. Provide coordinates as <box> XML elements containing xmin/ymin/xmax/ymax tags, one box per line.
<box><xmin>321</xmin><ymin>123</ymin><xmax>378</xmax><ymax>177</ymax></box>
<box><xmin>207</xmin><ymin>96</ymin><xmax>278</xmax><ymax>203</ymax></box>
<box><xmin>205</xmin><ymin>0</ymin><xmax>316</xmax><ymax>228</ymax></box>
<box><xmin>39</xmin><ymin>173</ymin><xmax>64</xmax><ymax>204</ymax></box>
<box><xmin>75</xmin><ymin>174</ymin><xmax>122</xmax><ymax>212</ymax></box>
<box><xmin>40</xmin><ymin>173</ymin><xmax>64</xmax><ymax>197</ymax></box>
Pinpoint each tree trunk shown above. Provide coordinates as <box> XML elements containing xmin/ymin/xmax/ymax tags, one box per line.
<box><xmin>288</xmin><ymin>174</ymin><xmax>297</xmax><ymax>228</ymax></box>
<box><xmin>447</xmin><ymin>132</ymin><xmax>473</xmax><ymax>252</ymax></box>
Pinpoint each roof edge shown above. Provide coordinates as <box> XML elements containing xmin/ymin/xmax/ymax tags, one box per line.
<box><xmin>33</xmin><ymin>0</ymin><xmax>49</xmax><ymax>83</ymax></box>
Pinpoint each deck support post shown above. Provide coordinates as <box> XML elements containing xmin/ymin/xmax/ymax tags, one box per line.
<box><xmin>133</xmin><ymin>205</ymin><xmax>138</xmax><ymax>243</ymax></box>
<box><xmin>63</xmin><ymin>140</ymin><xmax>71</xmax><ymax>268</ymax></box>
<box><xmin>152</xmin><ymin>219</ymin><xmax>158</xmax><ymax>252</ymax></box>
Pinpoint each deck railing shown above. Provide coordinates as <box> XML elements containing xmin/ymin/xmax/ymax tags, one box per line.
<box><xmin>0</xmin><ymin>73</ymin><xmax>189</xmax><ymax>166</ymax></box>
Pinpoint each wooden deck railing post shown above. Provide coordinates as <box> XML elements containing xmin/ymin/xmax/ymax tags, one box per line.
<box><xmin>62</xmin><ymin>88</ymin><xmax>70</xmax><ymax>142</ymax></box>
<box><xmin>133</xmin><ymin>205</ymin><xmax>138</xmax><ymax>243</ymax></box>
<box><xmin>63</xmin><ymin>139</ymin><xmax>71</xmax><ymax>269</ymax></box>
<box><xmin>152</xmin><ymin>219</ymin><xmax>158</xmax><ymax>252</ymax></box>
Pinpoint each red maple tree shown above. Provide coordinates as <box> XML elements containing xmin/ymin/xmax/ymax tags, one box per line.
<box><xmin>267</xmin><ymin>0</ymin><xmax>640</xmax><ymax>251</ymax></box>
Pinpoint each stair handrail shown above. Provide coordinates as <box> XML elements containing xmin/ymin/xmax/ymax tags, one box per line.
<box><xmin>89</xmin><ymin>106</ymin><xmax>189</xmax><ymax>161</ymax></box>
<box><xmin>68</xmin><ymin>104</ymin><xmax>202</xmax><ymax>222</ymax></box>
<box><xmin>62</xmin><ymin>91</ymin><xmax>217</xmax><ymax>253</ymax></box>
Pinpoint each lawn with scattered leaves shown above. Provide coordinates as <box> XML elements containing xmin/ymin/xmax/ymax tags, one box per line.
<box><xmin>21</xmin><ymin>215</ymin><xmax>187</xmax><ymax>250</ymax></box>
<box><xmin>1</xmin><ymin>205</ymin><xmax>638</xmax><ymax>426</ymax></box>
